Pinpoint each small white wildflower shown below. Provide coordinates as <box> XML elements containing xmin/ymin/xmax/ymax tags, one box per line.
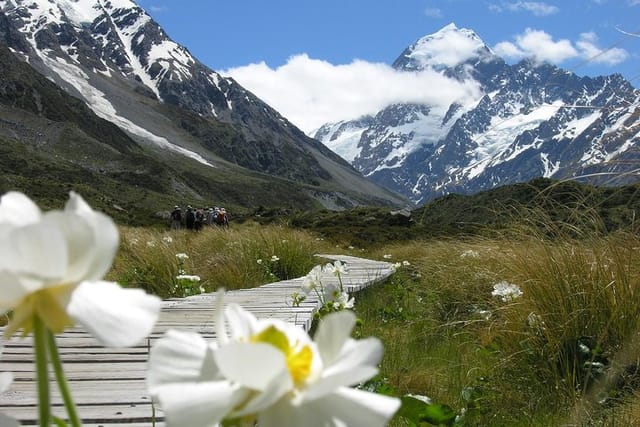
<box><xmin>491</xmin><ymin>281</ymin><xmax>523</xmax><ymax>302</ymax></box>
<box><xmin>348</xmin><ymin>246</ymin><xmax>355</xmax><ymax>250</ymax></box>
<box><xmin>393</xmin><ymin>262</ymin><xmax>402</xmax><ymax>268</ymax></box>
<box><xmin>402</xmin><ymin>260</ymin><xmax>411</xmax><ymax>266</ymax></box>
<box><xmin>460</xmin><ymin>249</ymin><xmax>480</xmax><ymax>258</ymax></box>
<box><xmin>162</xmin><ymin>236</ymin><xmax>173</xmax><ymax>244</ymax></box>
<box><xmin>270</xmin><ymin>255</ymin><xmax>280</xmax><ymax>262</ymax></box>
<box><xmin>326</xmin><ymin>260</ymin><xmax>347</xmax><ymax>276</ymax></box>
<box><xmin>175</xmin><ymin>253</ymin><xmax>189</xmax><ymax>260</ymax></box>
<box><xmin>176</xmin><ymin>275</ymin><xmax>201</xmax><ymax>282</ymax></box>
<box><xmin>146</xmin><ymin>240</ymin><xmax>156</xmax><ymax>247</ymax></box>
<box><xmin>383</xmin><ymin>254</ymin><xmax>392</xmax><ymax>259</ymax></box>
<box><xmin>302</xmin><ymin>265</ymin><xmax>322</xmax><ymax>294</ymax></box>
<box><xmin>256</xmin><ymin>259</ymin><xmax>263</xmax><ymax>265</ymax></box>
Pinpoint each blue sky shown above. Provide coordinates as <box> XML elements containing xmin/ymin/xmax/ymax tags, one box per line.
<box><xmin>139</xmin><ymin>0</ymin><xmax>640</xmax><ymax>132</ymax></box>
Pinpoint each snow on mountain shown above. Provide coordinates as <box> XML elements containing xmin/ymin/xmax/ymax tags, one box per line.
<box><xmin>393</xmin><ymin>22</ymin><xmax>495</xmax><ymax>71</ymax></box>
<box><xmin>0</xmin><ymin>0</ymin><xmax>407</xmax><ymax>208</ymax></box>
<box><xmin>0</xmin><ymin>0</ymin><xmax>218</xmax><ymax>162</ymax></box>
<box><xmin>315</xmin><ymin>23</ymin><xmax>640</xmax><ymax>204</ymax></box>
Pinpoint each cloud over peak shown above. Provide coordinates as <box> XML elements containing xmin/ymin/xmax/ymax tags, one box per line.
<box><xmin>493</xmin><ymin>28</ymin><xmax>628</xmax><ymax>65</ymax></box>
<box><xmin>222</xmin><ymin>54</ymin><xmax>482</xmax><ymax>134</ymax></box>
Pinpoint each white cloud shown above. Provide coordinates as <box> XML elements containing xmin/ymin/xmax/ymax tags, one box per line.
<box><xmin>489</xmin><ymin>1</ymin><xmax>559</xmax><ymax>16</ymax></box>
<box><xmin>494</xmin><ymin>28</ymin><xmax>577</xmax><ymax>63</ymax></box>
<box><xmin>424</xmin><ymin>7</ymin><xmax>443</xmax><ymax>18</ymax></box>
<box><xmin>576</xmin><ymin>32</ymin><xmax>629</xmax><ymax>65</ymax></box>
<box><xmin>222</xmin><ymin>54</ymin><xmax>482</xmax><ymax>133</ymax></box>
<box><xmin>494</xmin><ymin>28</ymin><xmax>629</xmax><ymax>67</ymax></box>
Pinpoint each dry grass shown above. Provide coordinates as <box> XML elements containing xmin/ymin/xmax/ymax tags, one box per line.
<box><xmin>107</xmin><ymin>223</ymin><xmax>337</xmax><ymax>298</ymax></box>
<box><xmin>356</xmin><ymin>229</ymin><xmax>640</xmax><ymax>426</ymax></box>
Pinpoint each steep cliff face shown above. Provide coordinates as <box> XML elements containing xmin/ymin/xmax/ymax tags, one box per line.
<box><xmin>315</xmin><ymin>23</ymin><xmax>640</xmax><ymax>204</ymax></box>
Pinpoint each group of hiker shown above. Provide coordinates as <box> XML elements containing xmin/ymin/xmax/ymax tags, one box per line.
<box><xmin>169</xmin><ymin>205</ymin><xmax>229</xmax><ymax>230</ymax></box>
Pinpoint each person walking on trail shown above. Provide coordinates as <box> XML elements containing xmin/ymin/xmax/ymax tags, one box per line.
<box><xmin>217</xmin><ymin>207</ymin><xmax>229</xmax><ymax>228</ymax></box>
<box><xmin>170</xmin><ymin>205</ymin><xmax>182</xmax><ymax>230</ymax></box>
<box><xmin>185</xmin><ymin>205</ymin><xmax>195</xmax><ymax>230</ymax></box>
<box><xmin>194</xmin><ymin>208</ymin><xmax>205</xmax><ymax>231</ymax></box>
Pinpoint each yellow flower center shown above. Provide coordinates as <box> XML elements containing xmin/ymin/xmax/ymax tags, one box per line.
<box><xmin>5</xmin><ymin>285</ymin><xmax>75</xmax><ymax>338</ymax></box>
<box><xmin>251</xmin><ymin>325</ymin><xmax>313</xmax><ymax>385</ymax></box>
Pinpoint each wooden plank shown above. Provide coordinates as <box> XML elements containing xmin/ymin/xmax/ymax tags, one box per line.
<box><xmin>0</xmin><ymin>255</ymin><xmax>394</xmax><ymax>425</ymax></box>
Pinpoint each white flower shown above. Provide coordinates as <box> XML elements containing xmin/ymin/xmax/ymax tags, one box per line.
<box><xmin>257</xmin><ymin>259</ymin><xmax>263</xmax><ymax>265</ymax></box>
<box><xmin>402</xmin><ymin>260</ymin><xmax>411</xmax><ymax>266</ymax></box>
<box><xmin>0</xmin><ymin>192</ymin><xmax>161</xmax><ymax>347</ymax></box>
<box><xmin>270</xmin><ymin>255</ymin><xmax>280</xmax><ymax>262</ymax></box>
<box><xmin>175</xmin><ymin>253</ymin><xmax>189</xmax><ymax>260</ymax></box>
<box><xmin>325</xmin><ymin>260</ymin><xmax>347</xmax><ymax>277</ymax></box>
<box><xmin>301</xmin><ymin>265</ymin><xmax>322</xmax><ymax>294</ymax></box>
<box><xmin>146</xmin><ymin>240</ymin><xmax>156</xmax><ymax>247</ymax></box>
<box><xmin>176</xmin><ymin>275</ymin><xmax>201</xmax><ymax>282</ymax></box>
<box><xmin>334</xmin><ymin>292</ymin><xmax>355</xmax><ymax>310</ymax></box>
<box><xmin>491</xmin><ymin>281</ymin><xmax>523</xmax><ymax>302</ymax></box>
<box><xmin>383</xmin><ymin>254</ymin><xmax>392</xmax><ymax>259</ymax></box>
<box><xmin>460</xmin><ymin>249</ymin><xmax>480</xmax><ymax>258</ymax></box>
<box><xmin>148</xmin><ymin>298</ymin><xmax>400</xmax><ymax>426</ymax></box>
<box><xmin>162</xmin><ymin>236</ymin><xmax>173</xmax><ymax>244</ymax></box>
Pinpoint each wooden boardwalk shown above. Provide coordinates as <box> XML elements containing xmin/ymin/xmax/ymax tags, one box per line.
<box><xmin>0</xmin><ymin>254</ymin><xmax>395</xmax><ymax>426</ymax></box>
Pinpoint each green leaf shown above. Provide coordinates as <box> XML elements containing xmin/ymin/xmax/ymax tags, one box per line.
<box><xmin>399</xmin><ymin>396</ymin><xmax>458</xmax><ymax>426</ymax></box>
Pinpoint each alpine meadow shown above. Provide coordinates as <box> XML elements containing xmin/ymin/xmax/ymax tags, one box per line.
<box><xmin>1</xmin><ymin>0</ymin><xmax>640</xmax><ymax>426</ymax></box>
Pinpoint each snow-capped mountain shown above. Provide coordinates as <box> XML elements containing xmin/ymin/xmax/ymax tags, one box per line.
<box><xmin>0</xmin><ymin>0</ymin><xmax>405</xmax><ymax>209</ymax></box>
<box><xmin>315</xmin><ymin>23</ymin><xmax>640</xmax><ymax>204</ymax></box>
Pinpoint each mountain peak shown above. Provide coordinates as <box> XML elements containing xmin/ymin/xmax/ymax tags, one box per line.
<box><xmin>393</xmin><ymin>23</ymin><xmax>495</xmax><ymax>71</ymax></box>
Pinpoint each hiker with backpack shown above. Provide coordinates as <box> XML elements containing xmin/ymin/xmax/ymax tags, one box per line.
<box><xmin>185</xmin><ymin>206</ymin><xmax>195</xmax><ymax>230</ymax></box>
<box><xmin>170</xmin><ymin>205</ymin><xmax>182</xmax><ymax>229</ymax></box>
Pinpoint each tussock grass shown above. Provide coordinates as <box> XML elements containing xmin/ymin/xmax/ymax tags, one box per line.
<box><xmin>107</xmin><ymin>223</ymin><xmax>335</xmax><ymax>298</ymax></box>
<box><xmin>356</xmin><ymin>212</ymin><xmax>640</xmax><ymax>425</ymax></box>
<box><xmin>102</xmin><ymin>180</ymin><xmax>640</xmax><ymax>425</ymax></box>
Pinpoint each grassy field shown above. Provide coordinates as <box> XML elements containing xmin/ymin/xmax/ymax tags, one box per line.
<box><xmin>106</xmin><ymin>183</ymin><xmax>640</xmax><ymax>426</ymax></box>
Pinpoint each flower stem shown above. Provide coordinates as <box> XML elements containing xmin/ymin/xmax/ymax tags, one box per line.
<box><xmin>33</xmin><ymin>315</ymin><xmax>51</xmax><ymax>427</ymax></box>
<box><xmin>47</xmin><ymin>330</ymin><xmax>81</xmax><ymax>427</ymax></box>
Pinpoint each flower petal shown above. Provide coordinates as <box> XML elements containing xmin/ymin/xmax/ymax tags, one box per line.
<box><xmin>64</xmin><ymin>192</ymin><xmax>119</xmax><ymax>280</ymax></box>
<box><xmin>215</xmin><ymin>342</ymin><xmax>292</xmax><ymax>392</ymax></box>
<box><xmin>147</xmin><ymin>330</ymin><xmax>216</xmax><ymax>388</ymax></box>
<box><xmin>68</xmin><ymin>281</ymin><xmax>160</xmax><ymax>347</ymax></box>
<box><xmin>322</xmin><ymin>337</ymin><xmax>383</xmax><ymax>377</ymax></box>
<box><xmin>223</xmin><ymin>303</ymin><xmax>259</xmax><ymax>340</ymax></box>
<box><xmin>0</xmin><ymin>270</ymin><xmax>40</xmax><ymax>313</ymax></box>
<box><xmin>41</xmin><ymin>211</ymin><xmax>96</xmax><ymax>283</ymax></box>
<box><xmin>0</xmin><ymin>224</ymin><xmax>67</xmax><ymax>283</ymax></box>
<box><xmin>314</xmin><ymin>310</ymin><xmax>356</xmax><ymax>366</ymax></box>
<box><xmin>152</xmin><ymin>381</ymin><xmax>245</xmax><ymax>427</ymax></box>
<box><xmin>301</xmin><ymin>337</ymin><xmax>383</xmax><ymax>401</ymax></box>
<box><xmin>261</xmin><ymin>387</ymin><xmax>399</xmax><ymax>427</ymax></box>
<box><xmin>0</xmin><ymin>192</ymin><xmax>41</xmax><ymax>226</ymax></box>
<box><xmin>301</xmin><ymin>364</ymin><xmax>379</xmax><ymax>402</ymax></box>
<box><xmin>320</xmin><ymin>387</ymin><xmax>401</xmax><ymax>427</ymax></box>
